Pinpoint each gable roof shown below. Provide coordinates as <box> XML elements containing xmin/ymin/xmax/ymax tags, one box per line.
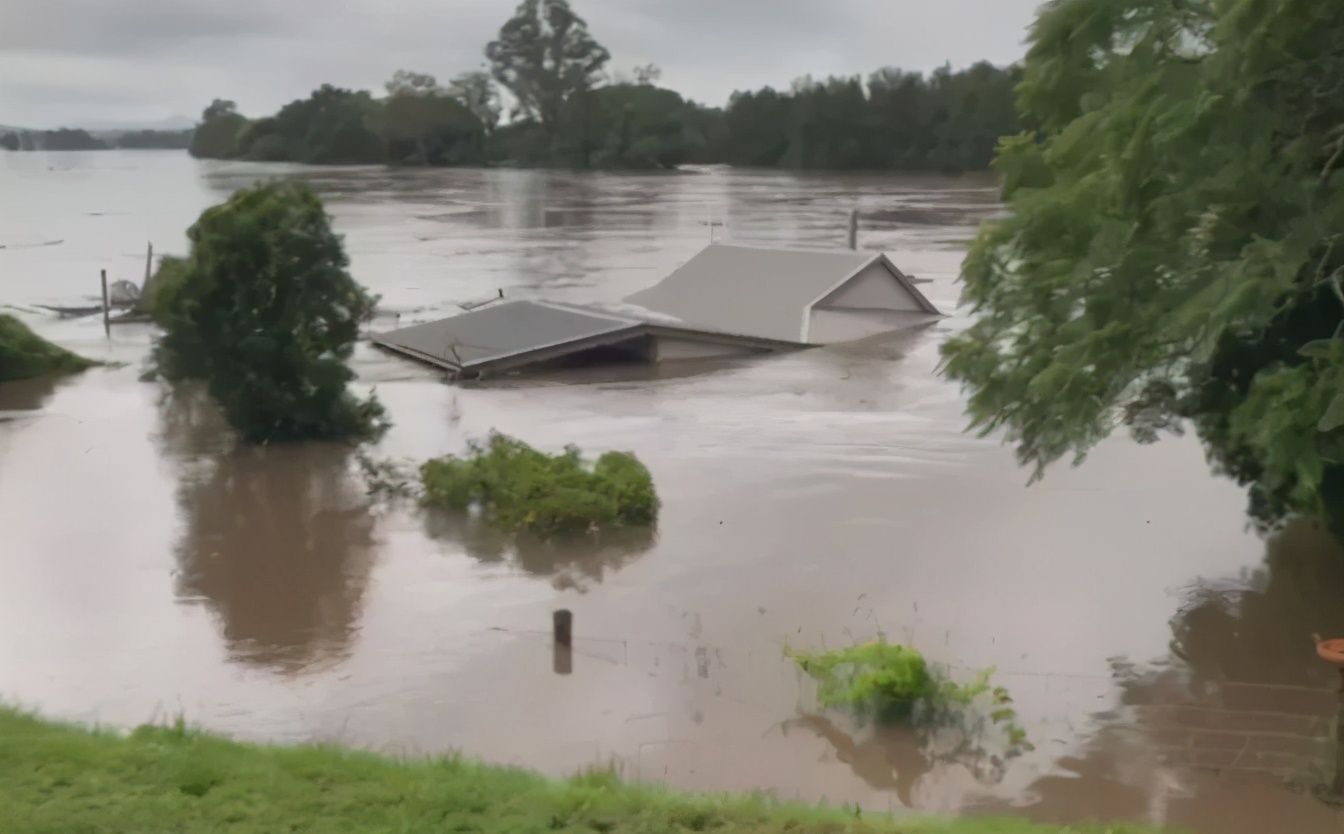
<box><xmin>623</xmin><ymin>244</ymin><xmax>937</xmax><ymax>343</ymax></box>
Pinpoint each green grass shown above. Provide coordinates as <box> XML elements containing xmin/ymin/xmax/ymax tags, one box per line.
<box><xmin>0</xmin><ymin>314</ymin><xmax>94</xmax><ymax>382</ymax></box>
<box><xmin>0</xmin><ymin>708</ymin><xmax>1169</xmax><ymax>834</ymax></box>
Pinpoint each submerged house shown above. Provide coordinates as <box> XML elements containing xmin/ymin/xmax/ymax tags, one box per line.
<box><xmin>371</xmin><ymin>244</ymin><xmax>940</xmax><ymax>379</ymax></box>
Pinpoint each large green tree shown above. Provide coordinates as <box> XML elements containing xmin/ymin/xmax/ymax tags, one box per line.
<box><xmin>372</xmin><ymin>71</ymin><xmax>487</xmax><ymax>165</ymax></box>
<box><xmin>236</xmin><ymin>85</ymin><xmax>384</xmax><ymax>164</ymax></box>
<box><xmin>941</xmin><ymin>0</ymin><xmax>1344</xmax><ymax>533</ymax></box>
<box><xmin>155</xmin><ymin>182</ymin><xmax>385</xmax><ymax>443</ymax></box>
<box><xmin>485</xmin><ymin>0</ymin><xmax>611</xmax><ymax>137</ymax></box>
<box><xmin>189</xmin><ymin>99</ymin><xmax>248</xmax><ymax>159</ymax></box>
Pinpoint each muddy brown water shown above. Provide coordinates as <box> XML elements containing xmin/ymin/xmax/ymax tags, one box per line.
<box><xmin>2</xmin><ymin>151</ymin><xmax>1342</xmax><ymax>832</ymax></box>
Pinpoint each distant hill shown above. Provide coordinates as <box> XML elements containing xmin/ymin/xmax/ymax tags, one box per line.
<box><xmin>81</xmin><ymin>116</ymin><xmax>196</xmax><ymax>133</ymax></box>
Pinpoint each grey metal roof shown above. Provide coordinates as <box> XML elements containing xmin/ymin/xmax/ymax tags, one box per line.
<box><xmin>371</xmin><ymin>300</ymin><xmax>639</xmax><ymax>372</ymax></box>
<box><xmin>624</xmin><ymin>244</ymin><xmax>886</xmax><ymax>343</ymax></box>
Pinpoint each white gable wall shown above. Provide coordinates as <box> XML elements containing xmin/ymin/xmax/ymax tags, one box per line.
<box><xmin>806</xmin><ymin>309</ymin><xmax>933</xmax><ymax>344</ymax></box>
<box><xmin>816</xmin><ymin>260</ymin><xmax>926</xmax><ymax>312</ymax></box>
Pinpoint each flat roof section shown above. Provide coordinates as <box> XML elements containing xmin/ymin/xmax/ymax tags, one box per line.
<box><xmin>370</xmin><ymin>300</ymin><xmax>639</xmax><ymax>374</ymax></box>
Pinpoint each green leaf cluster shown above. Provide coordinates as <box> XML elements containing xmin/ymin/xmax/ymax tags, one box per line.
<box><xmin>0</xmin><ymin>314</ymin><xmax>93</xmax><ymax>382</ymax></box>
<box><xmin>154</xmin><ymin>181</ymin><xmax>385</xmax><ymax>444</ymax></box>
<box><xmin>786</xmin><ymin>638</ymin><xmax>1031</xmax><ymax>752</ymax></box>
<box><xmin>941</xmin><ymin>0</ymin><xmax>1344</xmax><ymax>532</ymax></box>
<box><xmin>420</xmin><ymin>433</ymin><xmax>660</xmax><ymax>535</ymax></box>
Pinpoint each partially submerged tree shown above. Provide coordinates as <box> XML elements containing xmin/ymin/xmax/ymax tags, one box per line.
<box><xmin>372</xmin><ymin>71</ymin><xmax>487</xmax><ymax>165</ymax></box>
<box><xmin>0</xmin><ymin>315</ymin><xmax>94</xmax><ymax>382</ymax></box>
<box><xmin>155</xmin><ymin>182</ymin><xmax>385</xmax><ymax>443</ymax></box>
<box><xmin>238</xmin><ymin>85</ymin><xmax>384</xmax><ymax>165</ymax></box>
<box><xmin>941</xmin><ymin>0</ymin><xmax>1344</xmax><ymax>535</ymax></box>
<box><xmin>485</xmin><ymin>0</ymin><xmax>611</xmax><ymax>136</ymax></box>
<box><xmin>189</xmin><ymin>99</ymin><xmax>248</xmax><ymax>159</ymax></box>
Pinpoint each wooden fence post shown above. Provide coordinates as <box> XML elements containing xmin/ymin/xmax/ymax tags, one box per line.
<box><xmin>100</xmin><ymin>269</ymin><xmax>111</xmax><ymax>336</ymax></box>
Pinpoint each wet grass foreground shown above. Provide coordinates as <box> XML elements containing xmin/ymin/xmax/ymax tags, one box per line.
<box><xmin>0</xmin><ymin>708</ymin><xmax>1163</xmax><ymax>834</ymax></box>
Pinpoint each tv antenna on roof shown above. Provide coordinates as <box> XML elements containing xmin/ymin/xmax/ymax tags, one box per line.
<box><xmin>698</xmin><ymin>219</ymin><xmax>725</xmax><ymax>243</ymax></box>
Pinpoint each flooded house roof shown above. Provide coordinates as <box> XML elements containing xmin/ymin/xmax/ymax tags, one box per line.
<box><xmin>623</xmin><ymin>243</ymin><xmax>940</xmax><ymax>343</ymax></box>
<box><xmin>370</xmin><ymin>299</ymin><xmax>794</xmax><ymax>379</ymax></box>
<box><xmin>370</xmin><ymin>243</ymin><xmax>941</xmax><ymax>378</ymax></box>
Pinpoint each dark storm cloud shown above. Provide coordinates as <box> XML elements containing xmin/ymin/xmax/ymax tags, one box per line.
<box><xmin>0</xmin><ymin>0</ymin><xmax>1042</xmax><ymax>128</ymax></box>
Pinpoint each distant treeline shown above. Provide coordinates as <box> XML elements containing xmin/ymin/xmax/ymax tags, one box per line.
<box><xmin>186</xmin><ymin>0</ymin><xmax>1020</xmax><ymax>173</ymax></box>
<box><xmin>188</xmin><ymin>63</ymin><xmax>1018</xmax><ymax>173</ymax></box>
<box><xmin>0</xmin><ymin>128</ymin><xmax>193</xmax><ymax>152</ymax></box>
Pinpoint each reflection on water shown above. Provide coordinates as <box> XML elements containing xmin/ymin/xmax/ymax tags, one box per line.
<box><xmin>161</xmin><ymin>389</ymin><xmax>378</xmax><ymax>673</ymax></box>
<box><xmin>983</xmin><ymin>518</ymin><xmax>1344</xmax><ymax>832</ymax></box>
<box><xmin>0</xmin><ymin>374</ymin><xmax>63</xmax><ymax>413</ymax></box>
<box><xmin>424</xmin><ymin>510</ymin><xmax>656</xmax><ymax>592</ymax></box>
<box><xmin>1168</xmin><ymin>518</ymin><xmax>1344</xmax><ymax>691</ymax></box>
<box><xmin>784</xmin><ymin>714</ymin><xmax>930</xmax><ymax>808</ymax></box>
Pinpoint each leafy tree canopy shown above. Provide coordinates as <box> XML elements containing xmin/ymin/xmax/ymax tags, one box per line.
<box><xmin>189</xmin><ymin>99</ymin><xmax>248</xmax><ymax>159</ymax></box>
<box><xmin>941</xmin><ymin>0</ymin><xmax>1344</xmax><ymax>533</ymax></box>
<box><xmin>155</xmin><ymin>182</ymin><xmax>385</xmax><ymax>444</ymax></box>
<box><xmin>485</xmin><ymin>0</ymin><xmax>611</xmax><ymax>132</ymax></box>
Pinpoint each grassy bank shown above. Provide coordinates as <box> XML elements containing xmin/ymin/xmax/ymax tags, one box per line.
<box><xmin>0</xmin><ymin>708</ymin><xmax>1162</xmax><ymax>833</ymax></box>
<box><xmin>0</xmin><ymin>314</ymin><xmax>93</xmax><ymax>382</ymax></box>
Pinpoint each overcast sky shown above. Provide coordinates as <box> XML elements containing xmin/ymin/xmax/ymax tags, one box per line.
<box><xmin>1</xmin><ymin>0</ymin><xmax>1044</xmax><ymax>129</ymax></box>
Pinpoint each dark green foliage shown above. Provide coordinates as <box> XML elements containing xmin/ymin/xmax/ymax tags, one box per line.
<box><xmin>420</xmin><ymin>433</ymin><xmax>659</xmax><ymax>535</ymax></box>
<box><xmin>33</xmin><ymin>128</ymin><xmax>107</xmax><ymax>151</ymax></box>
<box><xmin>116</xmin><ymin>129</ymin><xmax>194</xmax><ymax>150</ymax></box>
<box><xmin>235</xmin><ymin>85</ymin><xmax>384</xmax><ymax>164</ymax></box>
<box><xmin>154</xmin><ymin>182</ymin><xmax>385</xmax><ymax>444</ymax></box>
<box><xmin>139</xmin><ymin>255</ymin><xmax>190</xmax><ymax>325</ymax></box>
<box><xmin>786</xmin><ymin>639</ymin><xmax>1032</xmax><ymax>752</ymax></box>
<box><xmin>486</xmin><ymin>0</ymin><xmax>611</xmax><ymax>136</ymax></box>
<box><xmin>372</xmin><ymin>78</ymin><xmax>487</xmax><ymax>166</ymax></box>
<box><xmin>591</xmin><ymin>84</ymin><xmax>705</xmax><ymax>169</ymax></box>
<box><xmin>941</xmin><ymin>0</ymin><xmax>1344</xmax><ymax>533</ymax></box>
<box><xmin>0</xmin><ymin>314</ymin><xmax>94</xmax><ymax>382</ymax></box>
<box><xmin>719</xmin><ymin>64</ymin><xmax>1021</xmax><ymax>171</ymax></box>
<box><xmin>189</xmin><ymin>99</ymin><xmax>248</xmax><ymax>159</ymax></box>
<box><xmin>0</xmin><ymin>132</ymin><xmax>19</xmax><ymax>151</ymax></box>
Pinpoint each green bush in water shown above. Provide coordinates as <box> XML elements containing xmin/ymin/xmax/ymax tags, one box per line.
<box><xmin>154</xmin><ymin>181</ymin><xmax>385</xmax><ymax>444</ymax></box>
<box><xmin>786</xmin><ymin>638</ymin><xmax>1032</xmax><ymax>749</ymax></box>
<box><xmin>420</xmin><ymin>433</ymin><xmax>659</xmax><ymax>535</ymax></box>
<box><xmin>139</xmin><ymin>254</ymin><xmax>190</xmax><ymax>326</ymax></box>
<box><xmin>0</xmin><ymin>314</ymin><xmax>94</xmax><ymax>382</ymax></box>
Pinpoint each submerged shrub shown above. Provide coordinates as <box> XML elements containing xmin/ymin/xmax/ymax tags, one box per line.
<box><xmin>0</xmin><ymin>314</ymin><xmax>94</xmax><ymax>382</ymax></box>
<box><xmin>787</xmin><ymin>637</ymin><xmax>1031</xmax><ymax>750</ymax></box>
<box><xmin>139</xmin><ymin>254</ymin><xmax>190</xmax><ymax>326</ymax></box>
<box><xmin>420</xmin><ymin>433</ymin><xmax>659</xmax><ymax>535</ymax></box>
<box><xmin>154</xmin><ymin>182</ymin><xmax>386</xmax><ymax>444</ymax></box>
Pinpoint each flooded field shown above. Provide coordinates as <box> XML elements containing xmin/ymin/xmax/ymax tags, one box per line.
<box><xmin>1</xmin><ymin>150</ymin><xmax>1341</xmax><ymax>833</ymax></box>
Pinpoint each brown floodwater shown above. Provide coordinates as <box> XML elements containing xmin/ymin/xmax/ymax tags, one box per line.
<box><xmin>1</xmin><ymin>151</ymin><xmax>1342</xmax><ymax>833</ymax></box>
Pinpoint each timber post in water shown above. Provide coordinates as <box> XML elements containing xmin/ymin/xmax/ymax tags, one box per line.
<box><xmin>848</xmin><ymin>209</ymin><xmax>859</xmax><ymax>250</ymax></box>
<box><xmin>1335</xmin><ymin>667</ymin><xmax>1344</xmax><ymax>796</ymax></box>
<box><xmin>553</xmin><ymin>609</ymin><xmax>573</xmax><ymax>675</ymax></box>
<box><xmin>99</xmin><ymin>269</ymin><xmax>110</xmax><ymax>337</ymax></box>
<box><xmin>143</xmin><ymin>242</ymin><xmax>153</xmax><ymax>287</ymax></box>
